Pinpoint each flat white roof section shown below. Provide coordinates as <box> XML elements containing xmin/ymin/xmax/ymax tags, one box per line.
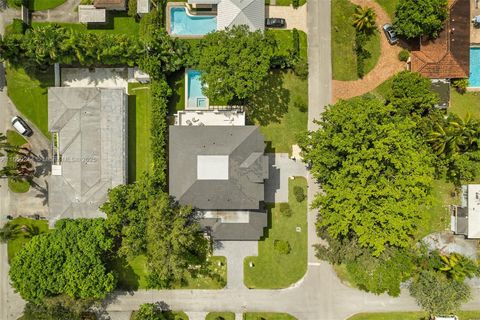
<box><xmin>174</xmin><ymin>110</ymin><xmax>245</xmax><ymax>126</ymax></box>
<box><xmin>137</xmin><ymin>0</ymin><xmax>150</xmax><ymax>14</ymax></box>
<box><xmin>467</xmin><ymin>184</ymin><xmax>480</xmax><ymax>238</ymax></box>
<box><xmin>78</xmin><ymin>5</ymin><xmax>106</xmax><ymax>23</ymax></box>
<box><xmin>197</xmin><ymin>155</ymin><xmax>229</xmax><ymax>180</ymax></box>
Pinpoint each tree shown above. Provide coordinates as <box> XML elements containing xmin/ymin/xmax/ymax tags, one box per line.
<box><xmin>438</xmin><ymin>253</ymin><xmax>478</xmax><ymax>282</ymax></box>
<box><xmin>9</xmin><ymin>219</ymin><xmax>116</xmax><ymax>302</ymax></box>
<box><xmin>21</xmin><ymin>224</ymin><xmax>41</xmax><ymax>239</ymax></box>
<box><xmin>145</xmin><ymin>192</ymin><xmax>209</xmax><ymax>288</ymax></box>
<box><xmin>300</xmin><ymin>97</ymin><xmax>434</xmax><ymax>255</ymax></box>
<box><xmin>409</xmin><ymin>270</ymin><xmax>471</xmax><ymax>316</ymax></box>
<box><xmin>387</xmin><ymin>71</ymin><xmax>439</xmax><ymax>116</ymax></box>
<box><xmin>133</xmin><ymin>303</ymin><xmax>181</xmax><ymax>320</ymax></box>
<box><xmin>0</xmin><ymin>223</ymin><xmax>21</xmax><ymax>243</ymax></box>
<box><xmin>197</xmin><ymin>25</ymin><xmax>276</xmax><ymax>103</ymax></box>
<box><xmin>393</xmin><ymin>0</ymin><xmax>448</xmax><ymax>39</ymax></box>
<box><xmin>353</xmin><ymin>6</ymin><xmax>377</xmax><ymax>34</ymax></box>
<box><xmin>22</xmin><ymin>296</ymin><xmax>96</xmax><ymax>320</ymax></box>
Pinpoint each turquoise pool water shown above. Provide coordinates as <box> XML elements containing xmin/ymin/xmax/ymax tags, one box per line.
<box><xmin>470</xmin><ymin>47</ymin><xmax>480</xmax><ymax>87</ymax></box>
<box><xmin>170</xmin><ymin>7</ymin><xmax>217</xmax><ymax>36</ymax></box>
<box><xmin>187</xmin><ymin>70</ymin><xmax>208</xmax><ymax>109</ymax></box>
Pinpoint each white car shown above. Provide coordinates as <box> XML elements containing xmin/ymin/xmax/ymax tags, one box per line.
<box><xmin>11</xmin><ymin>116</ymin><xmax>33</xmax><ymax>137</ymax></box>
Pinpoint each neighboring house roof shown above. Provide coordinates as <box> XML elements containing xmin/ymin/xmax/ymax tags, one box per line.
<box><xmin>216</xmin><ymin>0</ymin><xmax>264</xmax><ymax>30</ymax></box>
<box><xmin>137</xmin><ymin>0</ymin><xmax>150</xmax><ymax>14</ymax></box>
<box><xmin>94</xmin><ymin>0</ymin><xmax>126</xmax><ymax>10</ymax></box>
<box><xmin>200</xmin><ymin>211</ymin><xmax>267</xmax><ymax>240</ymax></box>
<box><xmin>410</xmin><ymin>0</ymin><xmax>470</xmax><ymax>79</ymax></box>
<box><xmin>47</xmin><ymin>87</ymin><xmax>127</xmax><ymax>222</ymax></box>
<box><xmin>78</xmin><ymin>5</ymin><xmax>106</xmax><ymax>23</ymax></box>
<box><xmin>452</xmin><ymin>185</ymin><xmax>480</xmax><ymax>238</ymax></box>
<box><xmin>169</xmin><ymin>126</ymin><xmax>268</xmax><ymax>210</ymax></box>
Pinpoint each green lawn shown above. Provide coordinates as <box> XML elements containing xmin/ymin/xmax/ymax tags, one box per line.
<box><xmin>6</xmin><ymin>217</ymin><xmax>49</xmax><ymax>262</ymax></box>
<box><xmin>268</xmin><ymin>29</ymin><xmax>308</xmax><ymax>61</ymax></box>
<box><xmin>6</xmin><ymin>65</ymin><xmax>54</xmax><ymax>138</ymax></box>
<box><xmin>274</xmin><ymin>0</ymin><xmax>306</xmax><ymax>6</ymax></box>
<box><xmin>6</xmin><ymin>130</ymin><xmax>30</xmax><ymax>193</ymax></box>
<box><xmin>167</xmin><ymin>70</ymin><xmax>185</xmax><ymax>116</ymax></box>
<box><xmin>375</xmin><ymin>0</ymin><xmax>398</xmax><ymax>19</ymax></box>
<box><xmin>254</xmin><ymin>70</ymin><xmax>308</xmax><ymax>154</ymax></box>
<box><xmin>347</xmin><ymin>311</ymin><xmax>480</xmax><ymax>320</ymax></box>
<box><xmin>128</xmin><ymin>83</ymin><xmax>153</xmax><ymax>183</ymax></box>
<box><xmin>32</xmin><ymin>12</ymin><xmax>140</xmax><ymax>36</ymax></box>
<box><xmin>243</xmin><ymin>313</ymin><xmax>297</xmax><ymax>320</ymax></box>
<box><xmin>244</xmin><ymin>177</ymin><xmax>308</xmax><ymax>289</ymax></box>
<box><xmin>206</xmin><ymin>312</ymin><xmax>235</xmax><ymax>320</ymax></box>
<box><xmin>450</xmin><ymin>91</ymin><xmax>480</xmax><ymax>119</ymax></box>
<box><xmin>332</xmin><ymin>0</ymin><xmax>381</xmax><ymax>80</ymax></box>
<box><xmin>113</xmin><ymin>255</ymin><xmax>227</xmax><ymax>290</ymax></box>
<box><xmin>28</xmin><ymin>0</ymin><xmax>66</xmax><ymax>11</ymax></box>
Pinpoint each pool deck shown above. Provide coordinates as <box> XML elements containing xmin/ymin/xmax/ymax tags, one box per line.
<box><xmin>166</xmin><ymin>2</ymin><xmax>215</xmax><ymax>39</ymax></box>
<box><xmin>471</xmin><ymin>0</ymin><xmax>480</xmax><ymax>44</ymax></box>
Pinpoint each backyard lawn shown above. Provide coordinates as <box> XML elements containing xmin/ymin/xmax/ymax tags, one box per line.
<box><xmin>347</xmin><ymin>311</ymin><xmax>480</xmax><ymax>320</ymax></box>
<box><xmin>206</xmin><ymin>312</ymin><xmax>235</xmax><ymax>320</ymax></box>
<box><xmin>450</xmin><ymin>90</ymin><xmax>480</xmax><ymax>119</ymax></box>
<box><xmin>32</xmin><ymin>12</ymin><xmax>140</xmax><ymax>36</ymax></box>
<box><xmin>243</xmin><ymin>313</ymin><xmax>297</xmax><ymax>320</ymax></box>
<box><xmin>244</xmin><ymin>178</ymin><xmax>307</xmax><ymax>289</ymax></box>
<box><xmin>268</xmin><ymin>29</ymin><xmax>308</xmax><ymax>61</ymax></box>
<box><xmin>7</xmin><ymin>217</ymin><xmax>49</xmax><ymax>262</ymax></box>
<box><xmin>332</xmin><ymin>0</ymin><xmax>381</xmax><ymax>80</ymax></box>
<box><xmin>28</xmin><ymin>0</ymin><xmax>65</xmax><ymax>10</ymax></box>
<box><xmin>374</xmin><ymin>0</ymin><xmax>398</xmax><ymax>18</ymax></box>
<box><xmin>6</xmin><ymin>65</ymin><xmax>53</xmax><ymax>138</ymax></box>
<box><xmin>128</xmin><ymin>83</ymin><xmax>152</xmax><ymax>182</ymax></box>
<box><xmin>113</xmin><ymin>255</ymin><xmax>227</xmax><ymax>290</ymax></box>
<box><xmin>6</xmin><ymin>130</ymin><xmax>30</xmax><ymax>193</ymax></box>
<box><xmin>254</xmin><ymin>70</ymin><xmax>308</xmax><ymax>154</ymax></box>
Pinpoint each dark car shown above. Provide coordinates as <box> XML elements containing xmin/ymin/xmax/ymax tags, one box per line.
<box><xmin>11</xmin><ymin>116</ymin><xmax>33</xmax><ymax>137</ymax></box>
<box><xmin>382</xmin><ymin>23</ymin><xmax>399</xmax><ymax>45</ymax></box>
<box><xmin>265</xmin><ymin>18</ymin><xmax>286</xmax><ymax>28</ymax></box>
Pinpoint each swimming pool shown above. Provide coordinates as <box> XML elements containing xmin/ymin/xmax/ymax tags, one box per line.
<box><xmin>170</xmin><ymin>7</ymin><xmax>217</xmax><ymax>36</ymax></box>
<box><xmin>186</xmin><ymin>70</ymin><xmax>209</xmax><ymax>109</ymax></box>
<box><xmin>469</xmin><ymin>47</ymin><xmax>480</xmax><ymax>87</ymax></box>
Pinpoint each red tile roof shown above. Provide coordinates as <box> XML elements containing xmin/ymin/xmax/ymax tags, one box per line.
<box><xmin>410</xmin><ymin>0</ymin><xmax>470</xmax><ymax>79</ymax></box>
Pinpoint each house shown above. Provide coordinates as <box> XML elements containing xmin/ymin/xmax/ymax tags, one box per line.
<box><xmin>169</xmin><ymin>126</ymin><xmax>269</xmax><ymax>240</ymax></box>
<box><xmin>47</xmin><ymin>87</ymin><xmax>128</xmax><ymax>224</ymax></box>
<box><xmin>410</xmin><ymin>0</ymin><xmax>470</xmax><ymax>79</ymax></box>
<box><xmin>451</xmin><ymin>184</ymin><xmax>480</xmax><ymax>238</ymax></box>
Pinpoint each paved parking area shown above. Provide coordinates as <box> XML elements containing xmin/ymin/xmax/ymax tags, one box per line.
<box><xmin>265</xmin><ymin>153</ymin><xmax>307</xmax><ymax>203</ymax></box>
<box><xmin>265</xmin><ymin>4</ymin><xmax>307</xmax><ymax>32</ymax></box>
<box><xmin>213</xmin><ymin>241</ymin><xmax>258</xmax><ymax>290</ymax></box>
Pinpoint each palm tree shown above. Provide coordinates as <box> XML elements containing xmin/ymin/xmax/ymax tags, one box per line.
<box><xmin>0</xmin><ymin>223</ymin><xmax>21</xmax><ymax>243</ymax></box>
<box><xmin>21</xmin><ymin>224</ymin><xmax>41</xmax><ymax>239</ymax></box>
<box><xmin>439</xmin><ymin>253</ymin><xmax>478</xmax><ymax>281</ymax></box>
<box><xmin>353</xmin><ymin>6</ymin><xmax>377</xmax><ymax>34</ymax></box>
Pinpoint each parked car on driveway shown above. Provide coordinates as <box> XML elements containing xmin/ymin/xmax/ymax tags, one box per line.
<box><xmin>11</xmin><ymin>116</ymin><xmax>33</xmax><ymax>137</ymax></box>
<box><xmin>382</xmin><ymin>23</ymin><xmax>399</xmax><ymax>45</ymax></box>
<box><xmin>265</xmin><ymin>18</ymin><xmax>286</xmax><ymax>28</ymax></box>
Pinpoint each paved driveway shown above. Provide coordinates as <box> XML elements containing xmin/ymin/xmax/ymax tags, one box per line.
<box><xmin>265</xmin><ymin>4</ymin><xmax>308</xmax><ymax>32</ymax></box>
<box><xmin>265</xmin><ymin>153</ymin><xmax>307</xmax><ymax>203</ymax></box>
<box><xmin>213</xmin><ymin>241</ymin><xmax>258</xmax><ymax>290</ymax></box>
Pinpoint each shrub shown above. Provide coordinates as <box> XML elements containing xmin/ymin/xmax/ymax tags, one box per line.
<box><xmin>293</xmin><ymin>58</ymin><xmax>308</xmax><ymax>80</ymax></box>
<box><xmin>291</xmin><ymin>28</ymin><xmax>300</xmax><ymax>61</ymax></box>
<box><xmin>274</xmin><ymin>240</ymin><xmax>291</xmax><ymax>254</ymax></box>
<box><xmin>292</xmin><ymin>0</ymin><xmax>299</xmax><ymax>8</ymax></box>
<box><xmin>398</xmin><ymin>49</ymin><xmax>409</xmax><ymax>62</ymax></box>
<box><xmin>355</xmin><ymin>31</ymin><xmax>370</xmax><ymax>78</ymax></box>
<box><xmin>9</xmin><ymin>19</ymin><xmax>26</xmax><ymax>35</ymax></box>
<box><xmin>8</xmin><ymin>0</ymin><xmax>24</xmax><ymax>8</ymax></box>
<box><xmin>452</xmin><ymin>78</ymin><xmax>469</xmax><ymax>94</ymax></box>
<box><xmin>279</xmin><ymin>203</ymin><xmax>292</xmax><ymax>217</ymax></box>
<box><xmin>128</xmin><ymin>0</ymin><xmax>137</xmax><ymax>16</ymax></box>
<box><xmin>293</xmin><ymin>186</ymin><xmax>306</xmax><ymax>202</ymax></box>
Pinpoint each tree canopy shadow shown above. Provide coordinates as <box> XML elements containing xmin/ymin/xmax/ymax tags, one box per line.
<box><xmin>247</xmin><ymin>71</ymin><xmax>290</xmax><ymax>126</ymax></box>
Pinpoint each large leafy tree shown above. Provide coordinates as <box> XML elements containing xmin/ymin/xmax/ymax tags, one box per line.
<box><xmin>393</xmin><ymin>0</ymin><xmax>448</xmax><ymax>39</ymax></box>
<box><xmin>300</xmin><ymin>97</ymin><xmax>434</xmax><ymax>255</ymax></box>
<box><xmin>409</xmin><ymin>270</ymin><xmax>471</xmax><ymax>316</ymax></box>
<box><xmin>387</xmin><ymin>71</ymin><xmax>439</xmax><ymax>116</ymax></box>
<box><xmin>197</xmin><ymin>25</ymin><xmax>276</xmax><ymax>103</ymax></box>
<box><xmin>146</xmin><ymin>192</ymin><xmax>209</xmax><ymax>287</ymax></box>
<box><xmin>9</xmin><ymin>219</ymin><xmax>116</xmax><ymax>302</ymax></box>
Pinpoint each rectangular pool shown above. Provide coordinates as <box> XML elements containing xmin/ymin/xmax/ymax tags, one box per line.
<box><xmin>470</xmin><ymin>47</ymin><xmax>480</xmax><ymax>87</ymax></box>
<box><xmin>186</xmin><ymin>70</ymin><xmax>209</xmax><ymax>109</ymax></box>
<box><xmin>170</xmin><ymin>7</ymin><xmax>217</xmax><ymax>36</ymax></box>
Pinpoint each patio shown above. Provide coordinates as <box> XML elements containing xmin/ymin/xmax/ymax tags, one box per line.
<box><xmin>471</xmin><ymin>0</ymin><xmax>480</xmax><ymax>43</ymax></box>
<box><xmin>174</xmin><ymin>110</ymin><xmax>245</xmax><ymax>126</ymax></box>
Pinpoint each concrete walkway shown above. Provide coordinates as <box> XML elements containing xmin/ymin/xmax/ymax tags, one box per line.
<box><xmin>332</xmin><ymin>0</ymin><xmax>404</xmax><ymax>102</ymax></box>
<box><xmin>265</xmin><ymin>153</ymin><xmax>307</xmax><ymax>203</ymax></box>
<box><xmin>31</xmin><ymin>0</ymin><xmax>80</xmax><ymax>23</ymax></box>
<box><xmin>265</xmin><ymin>4</ymin><xmax>308</xmax><ymax>33</ymax></box>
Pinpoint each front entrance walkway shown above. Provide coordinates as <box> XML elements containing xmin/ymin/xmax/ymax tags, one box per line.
<box><xmin>332</xmin><ymin>0</ymin><xmax>404</xmax><ymax>102</ymax></box>
<box><xmin>265</xmin><ymin>153</ymin><xmax>307</xmax><ymax>203</ymax></box>
<box><xmin>213</xmin><ymin>241</ymin><xmax>258</xmax><ymax>290</ymax></box>
<box><xmin>265</xmin><ymin>4</ymin><xmax>307</xmax><ymax>32</ymax></box>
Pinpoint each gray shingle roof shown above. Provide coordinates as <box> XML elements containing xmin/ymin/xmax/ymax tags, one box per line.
<box><xmin>200</xmin><ymin>211</ymin><xmax>267</xmax><ymax>240</ymax></box>
<box><xmin>47</xmin><ymin>87</ymin><xmax>127</xmax><ymax>222</ymax></box>
<box><xmin>217</xmin><ymin>0</ymin><xmax>265</xmax><ymax>31</ymax></box>
<box><xmin>169</xmin><ymin>126</ymin><xmax>268</xmax><ymax>210</ymax></box>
